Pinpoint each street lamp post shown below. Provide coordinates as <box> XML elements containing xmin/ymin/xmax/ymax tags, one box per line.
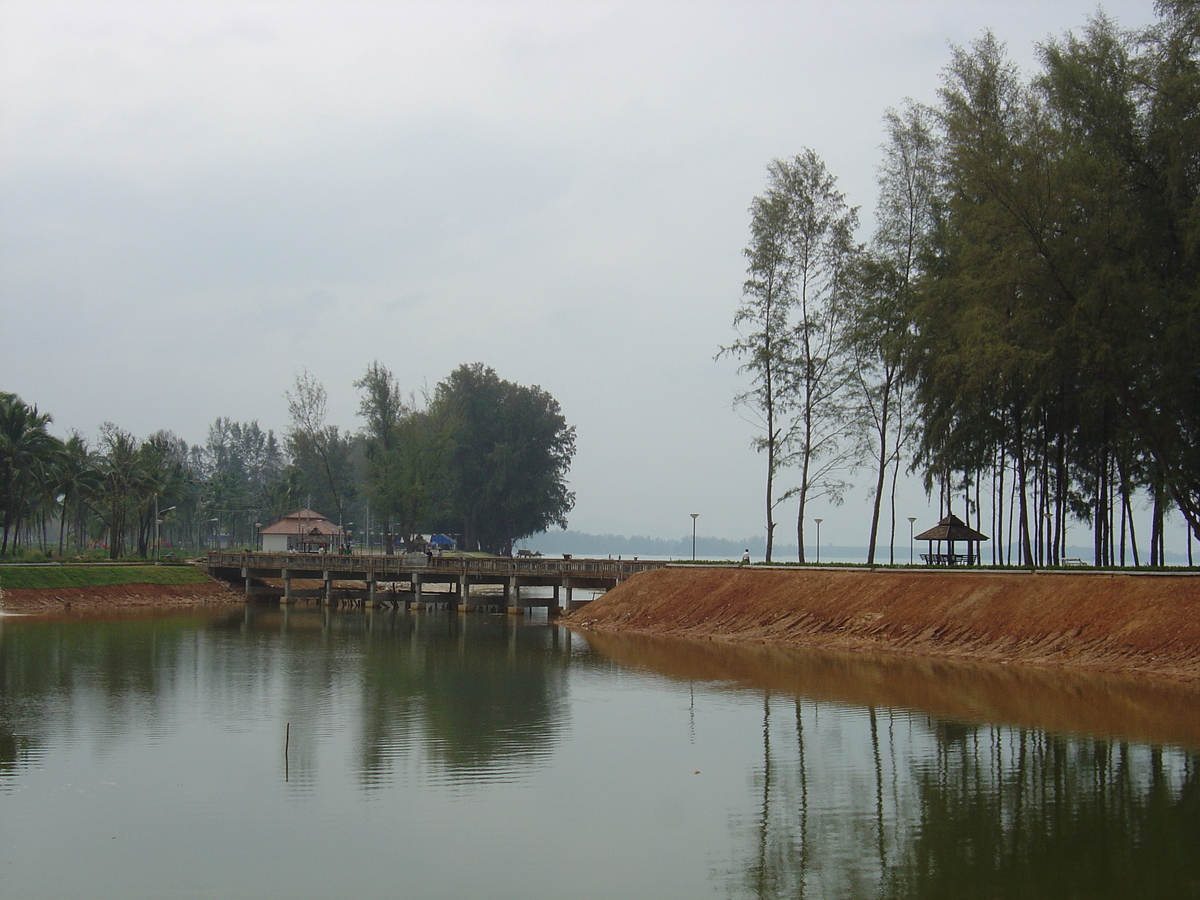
<box><xmin>908</xmin><ymin>516</ymin><xmax>917</xmax><ymax>565</ymax></box>
<box><xmin>814</xmin><ymin>518</ymin><xmax>823</xmax><ymax>564</ymax></box>
<box><xmin>690</xmin><ymin>513</ymin><xmax>699</xmax><ymax>561</ymax></box>
<box><xmin>155</xmin><ymin>503</ymin><xmax>176</xmax><ymax>562</ymax></box>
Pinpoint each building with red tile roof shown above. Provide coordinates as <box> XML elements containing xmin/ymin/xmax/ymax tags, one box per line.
<box><xmin>260</xmin><ymin>509</ymin><xmax>344</xmax><ymax>552</ymax></box>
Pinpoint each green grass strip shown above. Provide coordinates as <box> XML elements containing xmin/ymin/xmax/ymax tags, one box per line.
<box><xmin>0</xmin><ymin>564</ymin><xmax>210</xmax><ymax>590</ymax></box>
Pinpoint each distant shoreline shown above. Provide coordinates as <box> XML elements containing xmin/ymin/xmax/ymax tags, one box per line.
<box><xmin>524</xmin><ymin>530</ymin><xmax>1197</xmax><ymax>566</ymax></box>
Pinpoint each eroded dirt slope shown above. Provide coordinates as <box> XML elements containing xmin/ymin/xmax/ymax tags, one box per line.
<box><xmin>2</xmin><ymin>580</ymin><xmax>241</xmax><ymax>614</ymax></box>
<box><xmin>565</xmin><ymin>566</ymin><xmax>1200</xmax><ymax>681</ymax></box>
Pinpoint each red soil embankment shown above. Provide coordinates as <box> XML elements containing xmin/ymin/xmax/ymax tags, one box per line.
<box><xmin>1</xmin><ymin>581</ymin><xmax>241</xmax><ymax>614</ymax></box>
<box><xmin>564</xmin><ymin>566</ymin><xmax>1200</xmax><ymax>681</ymax></box>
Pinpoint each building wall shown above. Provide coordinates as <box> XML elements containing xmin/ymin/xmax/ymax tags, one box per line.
<box><xmin>262</xmin><ymin>534</ymin><xmax>291</xmax><ymax>553</ymax></box>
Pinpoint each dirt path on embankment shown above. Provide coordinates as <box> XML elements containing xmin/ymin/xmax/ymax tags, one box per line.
<box><xmin>1</xmin><ymin>581</ymin><xmax>242</xmax><ymax>614</ymax></box>
<box><xmin>563</xmin><ymin>566</ymin><xmax>1200</xmax><ymax>682</ymax></box>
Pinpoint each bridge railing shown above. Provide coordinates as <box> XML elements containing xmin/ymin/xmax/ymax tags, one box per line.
<box><xmin>206</xmin><ymin>550</ymin><xmax>664</xmax><ymax>579</ymax></box>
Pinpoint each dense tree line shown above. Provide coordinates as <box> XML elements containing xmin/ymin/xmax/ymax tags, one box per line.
<box><xmin>0</xmin><ymin>363</ymin><xmax>575</xmax><ymax>559</ymax></box>
<box><xmin>0</xmin><ymin>390</ymin><xmax>293</xmax><ymax>559</ymax></box>
<box><xmin>727</xmin><ymin>1</ymin><xmax>1199</xmax><ymax>565</ymax></box>
<box><xmin>356</xmin><ymin>361</ymin><xmax>575</xmax><ymax>556</ymax></box>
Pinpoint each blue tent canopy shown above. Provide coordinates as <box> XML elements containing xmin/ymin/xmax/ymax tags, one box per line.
<box><xmin>430</xmin><ymin>534</ymin><xmax>455</xmax><ymax>547</ymax></box>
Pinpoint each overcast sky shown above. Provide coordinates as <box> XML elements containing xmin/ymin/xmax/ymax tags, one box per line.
<box><xmin>0</xmin><ymin>0</ymin><xmax>1166</xmax><ymax>550</ymax></box>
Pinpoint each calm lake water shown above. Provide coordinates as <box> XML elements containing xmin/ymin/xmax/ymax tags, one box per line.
<box><xmin>1</xmin><ymin>606</ymin><xmax>1198</xmax><ymax>899</ymax></box>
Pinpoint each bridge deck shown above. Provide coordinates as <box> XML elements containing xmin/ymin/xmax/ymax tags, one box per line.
<box><xmin>208</xmin><ymin>550</ymin><xmax>663</xmax><ymax>579</ymax></box>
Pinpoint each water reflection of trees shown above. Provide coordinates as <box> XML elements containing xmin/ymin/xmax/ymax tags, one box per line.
<box><xmin>725</xmin><ymin>696</ymin><xmax>1200</xmax><ymax>899</ymax></box>
<box><xmin>727</xmin><ymin>697</ymin><xmax>906</xmax><ymax>899</ymax></box>
<box><xmin>349</xmin><ymin>613</ymin><xmax>569</xmax><ymax>788</ymax></box>
<box><xmin>886</xmin><ymin>727</ymin><xmax>1200</xmax><ymax>899</ymax></box>
<box><xmin>207</xmin><ymin>609</ymin><xmax>572</xmax><ymax>789</ymax></box>
<box><xmin>0</xmin><ymin>614</ymin><xmax>222</xmax><ymax>775</ymax></box>
<box><xmin>0</xmin><ymin>611</ymin><xmax>571</xmax><ymax>791</ymax></box>
<box><xmin>581</xmin><ymin>629</ymin><xmax>1200</xmax><ymax>896</ymax></box>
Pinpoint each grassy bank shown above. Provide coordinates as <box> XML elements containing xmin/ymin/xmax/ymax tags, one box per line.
<box><xmin>0</xmin><ymin>564</ymin><xmax>210</xmax><ymax>591</ymax></box>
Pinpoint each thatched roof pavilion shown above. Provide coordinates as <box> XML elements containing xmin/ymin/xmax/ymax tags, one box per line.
<box><xmin>914</xmin><ymin>513</ymin><xmax>988</xmax><ymax>565</ymax></box>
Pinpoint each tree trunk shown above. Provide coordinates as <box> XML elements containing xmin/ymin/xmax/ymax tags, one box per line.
<box><xmin>1013</xmin><ymin>409</ymin><xmax>1034</xmax><ymax>566</ymax></box>
<box><xmin>796</xmin><ymin>437</ymin><xmax>813</xmax><ymax>564</ymax></box>
<box><xmin>765</xmin><ymin>425</ymin><xmax>776</xmax><ymax>564</ymax></box>
<box><xmin>865</xmin><ymin>388</ymin><xmax>891</xmax><ymax>566</ymax></box>
<box><xmin>1094</xmin><ymin>444</ymin><xmax>1107</xmax><ymax>566</ymax></box>
<box><xmin>58</xmin><ymin>505</ymin><xmax>67</xmax><ymax>557</ymax></box>
<box><xmin>866</xmin><ymin>449</ymin><xmax>887</xmax><ymax>565</ymax></box>
<box><xmin>888</xmin><ymin>442</ymin><xmax>901</xmax><ymax>565</ymax></box>
<box><xmin>1149</xmin><ymin>496</ymin><xmax>1158</xmax><ymax>566</ymax></box>
<box><xmin>996</xmin><ymin>434</ymin><xmax>1007</xmax><ymax>566</ymax></box>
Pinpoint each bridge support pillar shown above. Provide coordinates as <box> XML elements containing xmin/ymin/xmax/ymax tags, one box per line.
<box><xmin>323</xmin><ymin>571</ymin><xmax>334</xmax><ymax>606</ymax></box>
<box><xmin>548</xmin><ymin>583</ymin><xmax>561</xmax><ymax>617</ymax></box>
<box><xmin>566</xmin><ymin>577</ymin><xmax>597</xmax><ymax>612</ymax></box>
<box><xmin>506</xmin><ymin>576</ymin><xmax>523</xmax><ymax>615</ymax></box>
<box><xmin>457</xmin><ymin>575</ymin><xmax>474</xmax><ymax>612</ymax></box>
<box><xmin>413</xmin><ymin>574</ymin><xmax>425</xmax><ymax>610</ymax></box>
<box><xmin>282</xmin><ymin>569</ymin><xmax>296</xmax><ymax>605</ymax></box>
<box><xmin>365</xmin><ymin>574</ymin><xmax>378</xmax><ymax>608</ymax></box>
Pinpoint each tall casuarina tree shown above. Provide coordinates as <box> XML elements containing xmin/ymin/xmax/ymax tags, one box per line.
<box><xmin>720</xmin><ymin>190</ymin><xmax>796</xmax><ymax>563</ymax></box>
<box><xmin>725</xmin><ymin>151</ymin><xmax>859</xmax><ymax>562</ymax></box>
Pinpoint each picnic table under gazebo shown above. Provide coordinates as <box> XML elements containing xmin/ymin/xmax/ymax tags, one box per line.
<box><xmin>914</xmin><ymin>513</ymin><xmax>988</xmax><ymax>566</ymax></box>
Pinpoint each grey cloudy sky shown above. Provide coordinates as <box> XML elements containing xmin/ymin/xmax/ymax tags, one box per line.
<box><xmin>0</xmin><ymin>1</ymin><xmax>1163</xmax><ymax>548</ymax></box>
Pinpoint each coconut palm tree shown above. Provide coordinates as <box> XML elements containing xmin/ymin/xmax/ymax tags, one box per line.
<box><xmin>53</xmin><ymin>432</ymin><xmax>99</xmax><ymax>556</ymax></box>
<box><xmin>94</xmin><ymin>423</ymin><xmax>145</xmax><ymax>559</ymax></box>
<box><xmin>0</xmin><ymin>393</ymin><xmax>62</xmax><ymax>556</ymax></box>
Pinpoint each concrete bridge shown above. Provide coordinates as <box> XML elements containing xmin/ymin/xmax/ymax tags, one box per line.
<box><xmin>206</xmin><ymin>550</ymin><xmax>664</xmax><ymax>614</ymax></box>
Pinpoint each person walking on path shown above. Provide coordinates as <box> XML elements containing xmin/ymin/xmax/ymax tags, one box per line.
<box><xmin>741</xmin><ymin>549</ymin><xmax>750</xmax><ymax>565</ymax></box>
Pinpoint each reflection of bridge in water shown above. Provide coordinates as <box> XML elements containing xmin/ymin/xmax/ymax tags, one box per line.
<box><xmin>206</xmin><ymin>551</ymin><xmax>665</xmax><ymax>614</ymax></box>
